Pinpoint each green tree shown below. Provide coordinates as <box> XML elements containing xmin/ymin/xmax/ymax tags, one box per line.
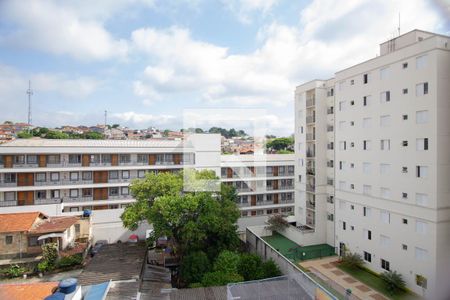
<box><xmin>201</xmin><ymin>271</ymin><xmax>243</xmax><ymax>287</ymax></box>
<box><xmin>213</xmin><ymin>250</ymin><xmax>240</xmax><ymax>274</ymax></box>
<box><xmin>83</xmin><ymin>131</ymin><xmax>104</xmax><ymax>139</ymax></box>
<box><xmin>112</xmin><ymin>124</ymin><xmax>120</xmax><ymax>128</ymax></box>
<box><xmin>380</xmin><ymin>271</ymin><xmax>406</xmax><ymax>295</ymax></box>
<box><xmin>265</xmin><ymin>214</ymin><xmax>289</xmax><ymax>232</ymax></box>
<box><xmin>45</xmin><ymin>131</ymin><xmax>69</xmax><ymax>139</ymax></box>
<box><xmin>17</xmin><ymin>131</ymin><xmax>33</xmax><ymax>139</ymax></box>
<box><xmin>261</xmin><ymin>259</ymin><xmax>282</xmax><ymax>278</ymax></box>
<box><xmin>238</xmin><ymin>253</ymin><xmax>263</xmax><ymax>281</ymax></box>
<box><xmin>180</xmin><ymin>251</ymin><xmax>210</xmax><ymax>285</ymax></box>
<box><xmin>266</xmin><ymin>137</ymin><xmax>294</xmax><ymax>151</ymax></box>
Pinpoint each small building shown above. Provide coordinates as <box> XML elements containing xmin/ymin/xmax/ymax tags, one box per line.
<box><xmin>0</xmin><ymin>212</ymin><xmax>90</xmax><ymax>259</ymax></box>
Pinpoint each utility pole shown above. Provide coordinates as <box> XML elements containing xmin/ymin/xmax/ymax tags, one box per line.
<box><xmin>27</xmin><ymin>80</ymin><xmax>33</xmax><ymax>125</ymax></box>
<box><xmin>398</xmin><ymin>13</ymin><xmax>401</xmax><ymax>36</ymax></box>
<box><xmin>104</xmin><ymin>110</ymin><xmax>107</xmax><ymax>127</ymax></box>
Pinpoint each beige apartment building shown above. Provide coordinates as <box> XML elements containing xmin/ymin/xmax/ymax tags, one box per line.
<box><xmin>295</xmin><ymin>30</ymin><xmax>450</xmax><ymax>299</ymax></box>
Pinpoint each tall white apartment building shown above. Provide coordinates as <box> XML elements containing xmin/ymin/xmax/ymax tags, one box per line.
<box><xmin>295</xmin><ymin>30</ymin><xmax>450</xmax><ymax>299</ymax></box>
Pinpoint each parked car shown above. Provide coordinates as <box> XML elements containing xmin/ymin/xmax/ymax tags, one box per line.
<box><xmin>89</xmin><ymin>240</ymin><xmax>107</xmax><ymax>257</ymax></box>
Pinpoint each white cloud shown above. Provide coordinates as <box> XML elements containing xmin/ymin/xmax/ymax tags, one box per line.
<box><xmin>112</xmin><ymin>112</ymin><xmax>176</xmax><ymax>126</ymax></box>
<box><xmin>0</xmin><ymin>0</ymin><xmax>128</xmax><ymax>61</ymax></box>
<box><xmin>223</xmin><ymin>0</ymin><xmax>279</xmax><ymax>23</ymax></box>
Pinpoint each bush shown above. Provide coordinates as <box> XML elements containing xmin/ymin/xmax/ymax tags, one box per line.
<box><xmin>261</xmin><ymin>259</ymin><xmax>282</xmax><ymax>278</ymax></box>
<box><xmin>17</xmin><ymin>131</ymin><xmax>33</xmax><ymax>139</ymax></box>
<box><xmin>265</xmin><ymin>214</ymin><xmax>289</xmax><ymax>232</ymax></box>
<box><xmin>180</xmin><ymin>251</ymin><xmax>211</xmax><ymax>284</ymax></box>
<box><xmin>380</xmin><ymin>271</ymin><xmax>406</xmax><ymax>294</ymax></box>
<box><xmin>42</xmin><ymin>243</ymin><xmax>58</xmax><ymax>265</ymax></box>
<box><xmin>341</xmin><ymin>252</ymin><xmax>364</xmax><ymax>269</ymax></box>
<box><xmin>238</xmin><ymin>253</ymin><xmax>263</xmax><ymax>281</ymax></box>
<box><xmin>3</xmin><ymin>264</ymin><xmax>27</xmax><ymax>278</ymax></box>
<box><xmin>57</xmin><ymin>254</ymin><xmax>83</xmax><ymax>269</ymax></box>
<box><xmin>37</xmin><ymin>261</ymin><xmax>51</xmax><ymax>273</ymax></box>
<box><xmin>213</xmin><ymin>250</ymin><xmax>240</xmax><ymax>274</ymax></box>
<box><xmin>188</xmin><ymin>282</ymin><xmax>203</xmax><ymax>288</ymax></box>
<box><xmin>201</xmin><ymin>271</ymin><xmax>243</xmax><ymax>287</ymax></box>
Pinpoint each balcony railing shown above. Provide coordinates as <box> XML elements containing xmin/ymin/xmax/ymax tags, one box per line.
<box><xmin>306</xmin><ymin>116</ymin><xmax>315</xmax><ymax>124</ymax></box>
<box><xmin>306</xmin><ymin>134</ymin><xmax>315</xmax><ymax>141</ymax></box>
<box><xmin>327</xmin><ymin>144</ymin><xmax>334</xmax><ymax>150</ymax></box>
<box><xmin>327</xmin><ymin>196</ymin><xmax>334</xmax><ymax>204</ymax></box>
<box><xmin>306</xmin><ymin>184</ymin><xmax>315</xmax><ymax>192</ymax></box>
<box><xmin>0</xmin><ymin>181</ymin><xmax>17</xmax><ymax>187</ymax></box>
<box><xmin>0</xmin><ymin>200</ymin><xmax>17</xmax><ymax>207</ymax></box>
<box><xmin>327</xmin><ymin>125</ymin><xmax>334</xmax><ymax>132</ymax></box>
<box><xmin>327</xmin><ymin>178</ymin><xmax>334</xmax><ymax>185</ymax></box>
<box><xmin>63</xmin><ymin>196</ymin><xmax>94</xmax><ymax>203</ymax></box>
<box><xmin>306</xmin><ymin>168</ymin><xmax>315</xmax><ymax>176</ymax></box>
<box><xmin>306</xmin><ymin>150</ymin><xmax>315</xmax><ymax>158</ymax></box>
<box><xmin>34</xmin><ymin>179</ymin><xmax>94</xmax><ymax>186</ymax></box>
<box><xmin>35</xmin><ymin>198</ymin><xmax>62</xmax><ymax>205</ymax></box>
<box><xmin>306</xmin><ymin>98</ymin><xmax>315</xmax><ymax>107</ymax></box>
<box><xmin>306</xmin><ymin>201</ymin><xmax>315</xmax><ymax>210</ymax></box>
<box><xmin>327</xmin><ymin>107</ymin><xmax>334</xmax><ymax>114</ymax></box>
<box><xmin>11</xmin><ymin>163</ymin><xmax>38</xmax><ymax>168</ymax></box>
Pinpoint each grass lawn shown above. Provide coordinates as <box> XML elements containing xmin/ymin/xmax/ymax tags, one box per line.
<box><xmin>337</xmin><ymin>264</ymin><xmax>419</xmax><ymax>300</ymax></box>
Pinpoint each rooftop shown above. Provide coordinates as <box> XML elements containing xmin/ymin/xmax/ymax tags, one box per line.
<box><xmin>29</xmin><ymin>216</ymin><xmax>79</xmax><ymax>234</ymax></box>
<box><xmin>0</xmin><ymin>282</ymin><xmax>58</xmax><ymax>300</ymax></box>
<box><xmin>0</xmin><ymin>212</ymin><xmax>45</xmax><ymax>233</ymax></box>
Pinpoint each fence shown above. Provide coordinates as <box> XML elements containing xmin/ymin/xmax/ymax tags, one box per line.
<box><xmin>242</xmin><ymin>227</ymin><xmax>338</xmax><ymax>300</ymax></box>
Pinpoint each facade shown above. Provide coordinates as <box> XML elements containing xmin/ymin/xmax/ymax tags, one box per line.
<box><xmin>220</xmin><ymin>154</ymin><xmax>295</xmax><ymax>231</ymax></box>
<box><xmin>295</xmin><ymin>30</ymin><xmax>450</xmax><ymax>299</ymax></box>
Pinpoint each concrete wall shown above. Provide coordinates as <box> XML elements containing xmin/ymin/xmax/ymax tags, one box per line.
<box><xmin>0</xmin><ymin>232</ymin><xmax>27</xmax><ymax>258</ymax></box>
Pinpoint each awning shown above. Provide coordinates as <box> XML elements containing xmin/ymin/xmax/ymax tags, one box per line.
<box><xmin>37</xmin><ymin>233</ymin><xmax>65</xmax><ymax>240</ymax></box>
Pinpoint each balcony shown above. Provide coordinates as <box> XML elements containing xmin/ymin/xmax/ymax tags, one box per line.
<box><xmin>0</xmin><ymin>200</ymin><xmax>17</xmax><ymax>207</ymax></box>
<box><xmin>108</xmin><ymin>194</ymin><xmax>131</xmax><ymax>200</ymax></box>
<box><xmin>306</xmin><ymin>150</ymin><xmax>315</xmax><ymax>158</ymax></box>
<box><xmin>34</xmin><ymin>179</ymin><xmax>94</xmax><ymax>186</ymax></box>
<box><xmin>306</xmin><ymin>134</ymin><xmax>315</xmax><ymax>141</ymax></box>
<box><xmin>0</xmin><ymin>181</ymin><xmax>18</xmax><ymax>187</ymax></box>
<box><xmin>327</xmin><ymin>125</ymin><xmax>334</xmax><ymax>132</ymax></box>
<box><xmin>306</xmin><ymin>184</ymin><xmax>315</xmax><ymax>192</ymax></box>
<box><xmin>327</xmin><ymin>107</ymin><xmax>334</xmax><ymax>114</ymax></box>
<box><xmin>327</xmin><ymin>143</ymin><xmax>334</xmax><ymax>150</ymax></box>
<box><xmin>327</xmin><ymin>178</ymin><xmax>334</xmax><ymax>185</ymax></box>
<box><xmin>306</xmin><ymin>116</ymin><xmax>315</xmax><ymax>124</ymax></box>
<box><xmin>306</xmin><ymin>200</ymin><xmax>315</xmax><ymax>210</ymax></box>
<box><xmin>11</xmin><ymin>163</ymin><xmax>38</xmax><ymax>168</ymax></box>
<box><xmin>327</xmin><ymin>196</ymin><xmax>334</xmax><ymax>204</ymax></box>
<box><xmin>306</xmin><ymin>97</ymin><xmax>315</xmax><ymax>107</ymax></box>
<box><xmin>306</xmin><ymin>167</ymin><xmax>315</xmax><ymax>176</ymax></box>
<box><xmin>278</xmin><ymin>185</ymin><xmax>294</xmax><ymax>190</ymax></box>
<box><xmin>63</xmin><ymin>196</ymin><xmax>94</xmax><ymax>203</ymax></box>
<box><xmin>35</xmin><ymin>198</ymin><xmax>62</xmax><ymax>205</ymax></box>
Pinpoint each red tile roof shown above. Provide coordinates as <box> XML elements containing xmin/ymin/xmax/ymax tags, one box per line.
<box><xmin>30</xmin><ymin>216</ymin><xmax>79</xmax><ymax>234</ymax></box>
<box><xmin>0</xmin><ymin>212</ymin><xmax>46</xmax><ymax>233</ymax></box>
<box><xmin>0</xmin><ymin>282</ymin><xmax>58</xmax><ymax>300</ymax></box>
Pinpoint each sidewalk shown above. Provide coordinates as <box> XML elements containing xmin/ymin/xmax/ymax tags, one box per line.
<box><xmin>300</xmin><ymin>256</ymin><xmax>389</xmax><ymax>300</ymax></box>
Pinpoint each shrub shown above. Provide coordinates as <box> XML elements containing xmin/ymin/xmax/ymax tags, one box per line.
<box><xmin>42</xmin><ymin>243</ymin><xmax>58</xmax><ymax>265</ymax></box>
<box><xmin>188</xmin><ymin>282</ymin><xmax>203</xmax><ymax>288</ymax></box>
<box><xmin>265</xmin><ymin>214</ymin><xmax>289</xmax><ymax>232</ymax></box>
<box><xmin>57</xmin><ymin>254</ymin><xmax>83</xmax><ymax>269</ymax></box>
<box><xmin>37</xmin><ymin>261</ymin><xmax>51</xmax><ymax>273</ymax></box>
<box><xmin>201</xmin><ymin>271</ymin><xmax>243</xmax><ymax>287</ymax></box>
<box><xmin>180</xmin><ymin>251</ymin><xmax>211</xmax><ymax>284</ymax></box>
<box><xmin>213</xmin><ymin>250</ymin><xmax>240</xmax><ymax>274</ymax></box>
<box><xmin>261</xmin><ymin>259</ymin><xmax>282</xmax><ymax>278</ymax></box>
<box><xmin>380</xmin><ymin>271</ymin><xmax>406</xmax><ymax>294</ymax></box>
<box><xmin>238</xmin><ymin>253</ymin><xmax>263</xmax><ymax>281</ymax></box>
<box><xmin>4</xmin><ymin>264</ymin><xmax>27</xmax><ymax>278</ymax></box>
<box><xmin>341</xmin><ymin>252</ymin><xmax>364</xmax><ymax>269</ymax></box>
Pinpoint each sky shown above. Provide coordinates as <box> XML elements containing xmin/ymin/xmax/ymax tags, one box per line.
<box><xmin>0</xmin><ymin>0</ymin><xmax>448</xmax><ymax>136</ymax></box>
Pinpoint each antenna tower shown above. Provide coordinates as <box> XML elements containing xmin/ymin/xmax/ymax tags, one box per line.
<box><xmin>26</xmin><ymin>80</ymin><xmax>33</xmax><ymax>125</ymax></box>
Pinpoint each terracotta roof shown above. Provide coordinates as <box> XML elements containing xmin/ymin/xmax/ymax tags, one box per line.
<box><xmin>30</xmin><ymin>216</ymin><xmax>79</xmax><ymax>234</ymax></box>
<box><xmin>0</xmin><ymin>212</ymin><xmax>45</xmax><ymax>233</ymax></box>
<box><xmin>0</xmin><ymin>282</ymin><xmax>58</xmax><ymax>300</ymax></box>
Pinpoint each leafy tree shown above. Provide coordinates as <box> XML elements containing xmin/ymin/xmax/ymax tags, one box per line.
<box><xmin>381</xmin><ymin>271</ymin><xmax>406</xmax><ymax>295</ymax></box>
<box><xmin>180</xmin><ymin>251</ymin><xmax>210</xmax><ymax>284</ymax></box>
<box><xmin>266</xmin><ymin>137</ymin><xmax>294</xmax><ymax>151</ymax></box>
<box><xmin>238</xmin><ymin>253</ymin><xmax>263</xmax><ymax>281</ymax></box>
<box><xmin>213</xmin><ymin>250</ymin><xmax>240</xmax><ymax>274</ymax></box>
<box><xmin>201</xmin><ymin>271</ymin><xmax>243</xmax><ymax>287</ymax></box>
<box><xmin>341</xmin><ymin>252</ymin><xmax>364</xmax><ymax>269</ymax></box>
<box><xmin>45</xmin><ymin>131</ymin><xmax>70</xmax><ymax>139</ymax></box>
<box><xmin>17</xmin><ymin>131</ymin><xmax>33</xmax><ymax>139</ymax></box>
<box><xmin>265</xmin><ymin>214</ymin><xmax>290</xmax><ymax>232</ymax></box>
<box><xmin>163</xmin><ymin>129</ymin><xmax>170</xmax><ymax>137</ymax></box>
<box><xmin>261</xmin><ymin>259</ymin><xmax>282</xmax><ymax>278</ymax></box>
<box><xmin>83</xmin><ymin>131</ymin><xmax>104</xmax><ymax>139</ymax></box>
<box><xmin>112</xmin><ymin>124</ymin><xmax>120</xmax><ymax>128</ymax></box>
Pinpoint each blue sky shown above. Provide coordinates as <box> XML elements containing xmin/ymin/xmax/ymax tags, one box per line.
<box><xmin>0</xmin><ymin>0</ymin><xmax>448</xmax><ymax>135</ymax></box>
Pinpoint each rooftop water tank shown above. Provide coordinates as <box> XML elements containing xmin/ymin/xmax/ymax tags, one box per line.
<box><xmin>59</xmin><ymin>278</ymin><xmax>78</xmax><ymax>294</ymax></box>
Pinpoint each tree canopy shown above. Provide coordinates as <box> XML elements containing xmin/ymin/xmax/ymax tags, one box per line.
<box><xmin>266</xmin><ymin>137</ymin><xmax>294</xmax><ymax>152</ymax></box>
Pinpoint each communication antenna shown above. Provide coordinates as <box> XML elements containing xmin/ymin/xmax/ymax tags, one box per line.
<box><xmin>26</xmin><ymin>80</ymin><xmax>33</xmax><ymax>125</ymax></box>
<box><xmin>398</xmin><ymin>13</ymin><xmax>401</xmax><ymax>36</ymax></box>
<box><xmin>104</xmin><ymin>110</ymin><xmax>107</xmax><ymax>127</ymax></box>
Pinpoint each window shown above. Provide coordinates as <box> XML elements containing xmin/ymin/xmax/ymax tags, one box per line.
<box><xmin>82</xmin><ymin>189</ymin><xmax>92</xmax><ymax>197</ymax></box>
<box><xmin>380</xmin><ymin>235</ymin><xmax>391</xmax><ymax>247</ymax></box>
<box><xmin>80</xmin><ymin>171</ymin><xmax>91</xmax><ymax>181</ymax></box>
<box><xmin>75</xmin><ymin>224</ymin><xmax>80</xmax><ymax>234</ymax></box>
<box><xmin>402</xmin><ymin>62</ymin><xmax>408</xmax><ymax>69</ymax></box>
<box><xmin>109</xmin><ymin>170</ymin><xmax>119</xmax><ymax>180</ymax></box>
<box><xmin>70</xmin><ymin>172</ymin><xmax>79</xmax><ymax>181</ymax></box>
<box><xmin>109</xmin><ymin>187</ymin><xmax>119</xmax><ymax>196</ymax></box>
<box><xmin>363</xmin><ymin>185</ymin><xmax>372</xmax><ymax>195</ymax></box>
<box><xmin>339</xmin><ymin>161</ymin><xmax>345</xmax><ymax>170</ymax></box>
<box><xmin>402</xmin><ymin>88</ymin><xmax>408</xmax><ymax>94</ymax></box>
<box><xmin>380</xmin><ymin>67</ymin><xmax>390</xmax><ymax>79</ymax></box>
<box><xmin>102</xmin><ymin>154</ymin><xmax>112</xmax><ymax>163</ymax></box>
<box><xmin>402</xmin><ymin>244</ymin><xmax>408</xmax><ymax>250</ymax></box>
<box><xmin>119</xmin><ymin>154</ymin><xmax>131</xmax><ymax>163</ymax></box>
<box><xmin>69</xmin><ymin>154</ymin><xmax>82</xmax><ymax>164</ymax></box>
<box><xmin>380</xmin><ymin>139</ymin><xmax>390</xmax><ymax>150</ymax></box>
<box><xmin>363</xmin><ymin>206</ymin><xmax>371</xmax><ymax>217</ymax></box>
<box><xmin>380</xmin><ymin>115</ymin><xmax>391</xmax><ymax>127</ymax></box>
<box><xmin>416</xmin><ymin>55</ymin><xmax>427</xmax><ymax>69</ymax></box>
<box><xmin>416</xmin><ymin>166</ymin><xmax>428</xmax><ymax>178</ymax></box>
<box><xmin>416</xmin><ymin>82</ymin><xmax>429</xmax><ymax>96</ymax></box>
<box><xmin>416</xmin><ymin>220</ymin><xmax>427</xmax><ymax>234</ymax></box>
<box><xmin>4</xmin><ymin>192</ymin><xmax>15</xmax><ymax>201</ymax></box>
<box><xmin>362</xmin><ymin>118</ymin><xmax>371</xmax><ymax>128</ymax></box>
<box><xmin>416</xmin><ymin>138</ymin><xmax>429</xmax><ymax>150</ymax></box>
<box><xmin>402</xmin><ymin>192</ymin><xmax>408</xmax><ymax>199</ymax></box>
<box><xmin>350</xmin><ymin>79</ymin><xmax>354</xmax><ymax>85</ymax></box>
<box><xmin>415</xmin><ymin>247</ymin><xmax>428</xmax><ymax>260</ymax></box>
<box><xmin>364</xmin><ymin>229</ymin><xmax>372</xmax><ymax>240</ymax></box>
<box><xmin>342</xmin><ymin>221</ymin><xmax>347</xmax><ymax>230</ymax></box>
<box><xmin>14</xmin><ymin>155</ymin><xmax>25</xmax><ymax>164</ymax></box>
<box><xmin>380</xmin><ymin>164</ymin><xmax>390</xmax><ymax>175</ymax></box>
<box><xmin>122</xmin><ymin>170</ymin><xmax>130</xmax><ymax>179</ymax></box>
<box><xmin>402</xmin><ymin>218</ymin><xmax>408</xmax><ymax>224</ymax></box>
<box><xmin>350</xmin><ymin>121</ymin><xmax>354</xmax><ymax>126</ymax></box>
<box><xmin>47</xmin><ymin>155</ymin><xmax>60</xmax><ymax>164</ymax></box>
<box><xmin>350</xmin><ymin>184</ymin><xmax>355</xmax><ymax>190</ymax></box>
<box><xmin>380</xmin><ymin>91</ymin><xmax>391</xmax><ymax>103</ymax></box>
<box><xmin>339</xmin><ymin>101</ymin><xmax>346</xmax><ymax>111</ymax></box>
<box><xmin>403</xmin><ymin>114</ymin><xmax>408</xmax><ymax>120</ymax></box>
<box><xmin>50</xmin><ymin>190</ymin><xmax>60</xmax><ymax>199</ymax></box>
<box><xmin>69</xmin><ymin>189</ymin><xmax>79</xmax><ymax>198</ymax></box>
<box><xmin>380</xmin><ymin>210</ymin><xmax>390</xmax><ymax>223</ymax></box>
<box><xmin>381</xmin><ymin>259</ymin><xmax>390</xmax><ymax>271</ymax></box>
<box><xmin>339</xmin><ymin>141</ymin><xmax>346</xmax><ymax>150</ymax></box>
<box><xmin>364</xmin><ymin>251</ymin><xmax>372</xmax><ymax>262</ymax></box>
<box><xmin>27</xmin><ymin>155</ymin><xmax>37</xmax><ymax>164</ymax></box>
<box><xmin>4</xmin><ymin>173</ymin><xmax>16</xmax><ymax>183</ymax></box>
<box><xmin>363</xmin><ymin>95</ymin><xmax>371</xmax><ymax>106</ymax></box>
<box><xmin>363</xmin><ymin>73</ymin><xmax>368</xmax><ymax>84</ymax></box>
<box><xmin>138</xmin><ymin>170</ymin><xmax>145</xmax><ymax>178</ymax></box>
<box><xmin>416</xmin><ymin>193</ymin><xmax>429</xmax><ymax>206</ymax></box>
<box><xmin>35</xmin><ymin>173</ymin><xmax>46</xmax><ymax>182</ymax></box>
<box><xmin>5</xmin><ymin>235</ymin><xmax>13</xmax><ymax>245</ymax></box>
<box><xmin>50</xmin><ymin>172</ymin><xmax>59</xmax><ymax>181</ymax></box>
<box><xmin>36</xmin><ymin>190</ymin><xmax>46</xmax><ymax>199</ymax></box>
<box><xmin>402</xmin><ymin>140</ymin><xmax>408</xmax><ymax>147</ymax></box>
<box><xmin>28</xmin><ymin>236</ymin><xmax>39</xmax><ymax>247</ymax></box>
<box><xmin>90</xmin><ymin>154</ymin><xmax>100</xmax><ymax>163</ymax></box>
